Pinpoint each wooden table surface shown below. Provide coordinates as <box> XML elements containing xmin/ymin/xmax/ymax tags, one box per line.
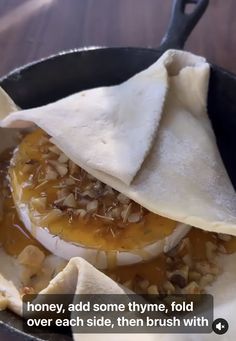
<box><xmin>0</xmin><ymin>0</ymin><xmax>235</xmax><ymax>340</ymax></box>
<box><xmin>0</xmin><ymin>0</ymin><xmax>236</xmax><ymax>77</ymax></box>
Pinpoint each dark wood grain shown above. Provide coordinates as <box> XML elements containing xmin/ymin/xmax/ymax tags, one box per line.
<box><xmin>0</xmin><ymin>0</ymin><xmax>235</xmax><ymax>77</ymax></box>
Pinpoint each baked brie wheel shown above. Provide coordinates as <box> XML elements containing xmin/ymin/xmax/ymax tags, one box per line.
<box><xmin>0</xmin><ymin>128</ymin><xmax>234</xmax><ymax>297</ymax></box>
<box><xmin>9</xmin><ymin>129</ymin><xmax>190</xmax><ymax>269</ymax></box>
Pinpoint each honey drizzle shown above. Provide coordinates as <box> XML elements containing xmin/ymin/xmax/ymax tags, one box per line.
<box><xmin>0</xmin><ymin>132</ymin><xmax>236</xmax><ymax>293</ymax></box>
<box><xmin>9</xmin><ymin>129</ymin><xmax>182</xmax><ymax>251</ymax></box>
<box><xmin>106</xmin><ymin>250</ymin><xmax>117</xmax><ymax>269</ymax></box>
<box><xmin>0</xmin><ymin>149</ymin><xmax>45</xmax><ymax>255</ymax></box>
<box><xmin>131</xmin><ymin>249</ymin><xmax>152</xmax><ymax>261</ymax></box>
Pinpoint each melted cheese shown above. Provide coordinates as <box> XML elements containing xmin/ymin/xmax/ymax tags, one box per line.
<box><xmin>9</xmin><ymin>129</ymin><xmax>181</xmax><ymax>251</ymax></box>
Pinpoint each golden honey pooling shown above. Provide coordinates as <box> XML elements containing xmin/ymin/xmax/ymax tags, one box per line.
<box><xmin>0</xmin><ymin>149</ymin><xmax>45</xmax><ymax>255</ymax></box>
<box><xmin>0</xmin><ymin>129</ymin><xmax>236</xmax><ymax>295</ymax></box>
<box><xmin>9</xmin><ymin>128</ymin><xmax>179</xmax><ymax>251</ymax></box>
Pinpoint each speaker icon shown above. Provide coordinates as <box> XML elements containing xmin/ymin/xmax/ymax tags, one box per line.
<box><xmin>212</xmin><ymin>318</ymin><xmax>229</xmax><ymax>335</ymax></box>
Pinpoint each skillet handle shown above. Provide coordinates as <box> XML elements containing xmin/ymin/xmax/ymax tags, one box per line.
<box><xmin>160</xmin><ymin>0</ymin><xmax>209</xmax><ymax>50</ymax></box>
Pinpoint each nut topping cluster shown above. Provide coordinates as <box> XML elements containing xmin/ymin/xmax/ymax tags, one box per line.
<box><xmin>17</xmin><ymin>133</ymin><xmax>145</xmax><ymax>234</ymax></box>
<box><xmin>110</xmin><ymin>233</ymin><xmax>232</xmax><ymax>295</ymax></box>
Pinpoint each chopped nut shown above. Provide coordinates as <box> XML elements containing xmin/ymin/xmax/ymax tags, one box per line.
<box><xmin>117</xmin><ymin>193</ymin><xmax>130</xmax><ymax>204</ymax></box>
<box><xmin>45</xmin><ymin>166</ymin><xmax>58</xmax><ymax>180</ymax></box>
<box><xmin>87</xmin><ymin>173</ymin><xmax>96</xmax><ymax>180</ymax></box>
<box><xmin>199</xmin><ymin>274</ymin><xmax>215</xmax><ymax>288</ymax></box>
<box><xmin>85</xmin><ymin>190</ymin><xmax>97</xmax><ymax>198</ymax></box>
<box><xmin>182</xmin><ymin>281</ymin><xmax>201</xmax><ymax>294</ymax></box>
<box><xmin>167</xmin><ymin>237</ymin><xmax>190</xmax><ymax>257</ymax></box>
<box><xmin>87</xmin><ymin>200</ymin><xmax>98</xmax><ymax>212</ymax></box>
<box><xmin>48</xmin><ymin>160</ymin><xmax>68</xmax><ymax>177</ymax></box>
<box><xmin>128</xmin><ymin>212</ymin><xmax>141</xmax><ymax>223</ymax></box>
<box><xmin>65</xmin><ymin>178</ymin><xmax>76</xmax><ymax>185</ymax></box>
<box><xmin>57</xmin><ymin>188</ymin><xmax>69</xmax><ymax>199</ymax></box>
<box><xmin>41</xmin><ymin>209</ymin><xmax>63</xmax><ymax>224</ymax></box>
<box><xmin>147</xmin><ymin>285</ymin><xmax>159</xmax><ymax>295</ymax></box>
<box><xmin>166</xmin><ymin>257</ymin><xmax>173</xmax><ymax>264</ymax></box>
<box><xmin>48</xmin><ymin>145</ymin><xmax>61</xmax><ymax>155</ymax></box>
<box><xmin>75</xmin><ymin>209</ymin><xmax>87</xmax><ymax>218</ymax></box>
<box><xmin>39</xmin><ymin>145</ymin><xmax>48</xmax><ymax>153</ymax></box>
<box><xmin>79</xmin><ymin>198</ymin><xmax>90</xmax><ymax>206</ymax></box>
<box><xmin>38</xmin><ymin>136</ymin><xmax>48</xmax><ymax>146</ymax></box>
<box><xmin>111</xmin><ymin>207</ymin><xmax>121</xmax><ymax>219</ymax></box>
<box><xmin>80</xmin><ymin>190</ymin><xmax>89</xmax><ymax>197</ymax></box>
<box><xmin>188</xmin><ymin>271</ymin><xmax>201</xmax><ymax>282</ymax></box>
<box><xmin>104</xmin><ymin>185</ymin><xmax>114</xmax><ymax>195</ymax></box>
<box><xmin>18</xmin><ymin>245</ymin><xmax>45</xmax><ymax>269</ymax></box>
<box><xmin>42</xmin><ymin>152</ymin><xmax>55</xmax><ymax>159</ymax></box>
<box><xmin>205</xmin><ymin>241</ymin><xmax>217</xmax><ymax>262</ymax></box>
<box><xmin>93</xmin><ymin>181</ymin><xmax>103</xmax><ymax>191</ymax></box>
<box><xmin>195</xmin><ymin>261</ymin><xmax>220</xmax><ymax>276</ymax></box>
<box><xmin>163</xmin><ymin>280</ymin><xmax>175</xmax><ymax>294</ymax></box>
<box><xmin>182</xmin><ymin>254</ymin><xmax>192</xmax><ymax>267</ymax></box>
<box><xmin>69</xmin><ymin>160</ymin><xmax>78</xmax><ymax>175</ymax></box>
<box><xmin>58</xmin><ymin>153</ymin><xmax>69</xmax><ymax>163</ymax></box>
<box><xmin>139</xmin><ymin>279</ymin><xmax>150</xmax><ymax>290</ymax></box>
<box><xmin>63</xmin><ymin>193</ymin><xmax>77</xmax><ymax>208</ymax></box>
<box><xmin>56</xmin><ymin>164</ymin><xmax>68</xmax><ymax>177</ymax></box>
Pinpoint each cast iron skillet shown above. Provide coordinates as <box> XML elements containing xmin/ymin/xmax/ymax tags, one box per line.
<box><xmin>1</xmin><ymin>0</ymin><xmax>234</xmax><ymax>339</ymax></box>
<box><xmin>1</xmin><ymin>0</ymin><xmax>236</xmax><ymax>192</ymax></box>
